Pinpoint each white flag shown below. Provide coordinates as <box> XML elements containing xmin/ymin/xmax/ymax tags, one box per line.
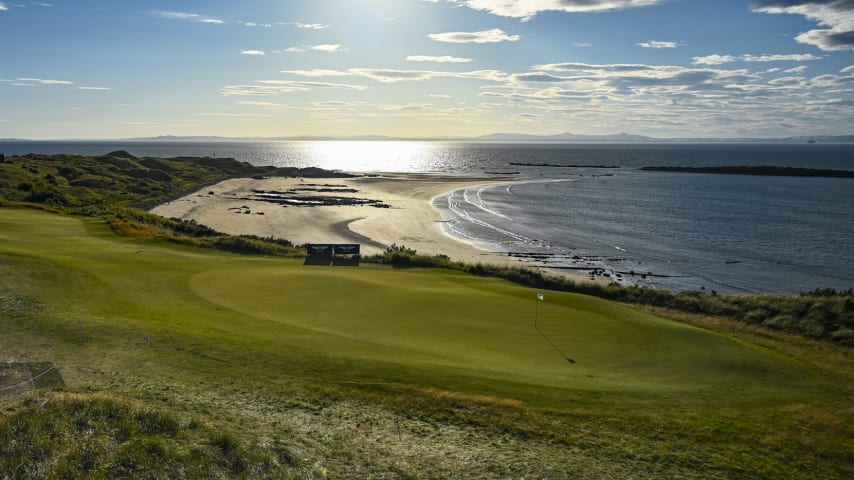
<box><xmin>537</xmin><ymin>293</ymin><xmax>544</xmax><ymax>301</ymax></box>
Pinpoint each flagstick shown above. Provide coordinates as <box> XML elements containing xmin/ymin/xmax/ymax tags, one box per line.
<box><xmin>533</xmin><ymin>292</ymin><xmax>575</xmax><ymax>364</ymax></box>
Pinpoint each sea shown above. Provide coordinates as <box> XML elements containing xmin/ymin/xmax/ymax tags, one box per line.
<box><xmin>2</xmin><ymin>140</ymin><xmax>853</xmax><ymax>294</ymax></box>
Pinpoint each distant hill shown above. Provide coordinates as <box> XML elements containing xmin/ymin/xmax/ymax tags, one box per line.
<box><xmin>475</xmin><ymin>131</ymin><xmax>657</xmax><ymax>142</ymax></box>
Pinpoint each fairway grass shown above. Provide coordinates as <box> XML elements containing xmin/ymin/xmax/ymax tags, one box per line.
<box><xmin>2</xmin><ymin>207</ymin><xmax>852</xmax><ymax>478</ymax></box>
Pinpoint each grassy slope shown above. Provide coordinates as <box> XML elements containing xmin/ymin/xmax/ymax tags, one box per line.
<box><xmin>1</xmin><ymin>207</ymin><xmax>853</xmax><ymax>479</ymax></box>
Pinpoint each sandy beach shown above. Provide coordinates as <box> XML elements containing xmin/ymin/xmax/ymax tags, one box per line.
<box><xmin>152</xmin><ymin>173</ymin><xmax>532</xmax><ymax>269</ymax></box>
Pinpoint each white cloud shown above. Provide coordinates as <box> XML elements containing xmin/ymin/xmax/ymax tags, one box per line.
<box><xmin>692</xmin><ymin>54</ymin><xmax>737</xmax><ymax>65</ymax></box>
<box><xmin>0</xmin><ymin>3</ymin><xmax>7</xmax><ymax>11</ymax></box>
<box><xmin>284</xmin><ymin>44</ymin><xmax>343</xmax><ymax>54</ymax></box>
<box><xmin>310</xmin><ymin>44</ymin><xmax>341</xmax><ymax>53</ymax></box>
<box><xmin>429</xmin><ymin>94</ymin><xmax>453</xmax><ymax>98</ymax></box>
<box><xmin>240</xmin><ymin>21</ymin><xmax>272</xmax><ymax>28</ymax></box>
<box><xmin>637</xmin><ymin>40</ymin><xmax>680</xmax><ymax>48</ymax></box>
<box><xmin>842</xmin><ymin>65</ymin><xmax>854</xmax><ymax>73</ymax></box>
<box><xmin>406</xmin><ymin>55</ymin><xmax>473</xmax><ymax>63</ymax></box>
<box><xmin>530</xmin><ymin>62</ymin><xmax>762</xmax><ymax>96</ymax></box>
<box><xmin>509</xmin><ymin>72</ymin><xmax>576</xmax><ymax>82</ymax></box>
<box><xmin>783</xmin><ymin>65</ymin><xmax>809</xmax><ymax>74</ymax></box>
<box><xmin>575</xmin><ymin>42</ymin><xmax>593</xmax><ymax>47</ymax></box>
<box><xmin>752</xmin><ymin>1</ymin><xmax>854</xmax><ymax>51</ymax></box>
<box><xmin>199</xmin><ymin>112</ymin><xmax>272</xmax><ymax>118</ymax></box>
<box><xmin>283</xmin><ymin>68</ymin><xmax>506</xmax><ymax>83</ymax></box>
<box><xmin>33</xmin><ymin>3</ymin><xmax>54</xmax><ymax>7</ymax></box>
<box><xmin>153</xmin><ymin>11</ymin><xmax>224</xmax><ymax>25</ymax></box>
<box><xmin>429</xmin><ymin>28</ymin><xmax>520</xmax><ymax>43</ymax></box>
<box><xmin>241</xmin><ymin>50</ymin><xmax>266</xmax><ymax>56</ymax></box>
<box><xmin>427</xmin><ymin>0</ymin><xmax>669</xmax><ymax>20</ymax></box>
<box><xmin>741</xmin><ymin>53</ymin><xmax>821</xmax><ymax>62</ymax></box>
<box><xmin>78</xmin><ymin>86</ymin><xmax>111</xmax><ymax>91</ymax></box>
<box><xmin>692</xmin><ymin>53</ymin><xmax>820</xmax><ymax>66</ymax></box>
<box><xmin>221</xmin><ymin>80</ymin><xmax>368</xmax><ymax>96</ymax></box>
<box><xmin>17</xmin><ymin>77</ymin><xmax>73</xmax><ymax>85</ymax></box>
<box><xmin>280</xmin><ymin>22</ymin><xmax>330</xmax><ymax>29</ymax></box>
<box><xmin>284</xmin><ymin>69</ymin><xmax>354</xmax><ymax>77</ymax></box>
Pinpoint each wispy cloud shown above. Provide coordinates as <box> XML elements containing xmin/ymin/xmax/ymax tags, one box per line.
<box><xmin>406</xmin><ymin>55</ymin><xmax>473</xmax><ymax>63</ymax></box>
<box><xmin>529</xmin><ymin>62</ymin><xmax>762</xmax><ymax>94</ymax></box>
<box><xmin>692</xmin><ymin>53</ymin><xmax>822</xmax><ymax>65</ymax></box>
<box><xmin>17</xmin><ymin>77</ymin><xmax>73</xmax><ymax>85</ymax></box>
<box><xmin>286</xmin><ymin>44</ymin><xmax>343</xmax><ymax>53</ymax></box>
<box><xmin>281</xmin><ymin>69</ymin><xmax>354</xmax><ymax>77</ymax></box>
<box><xmin>153</xmin><ymin>11</ymin><xmax>224</xmax><ymax>25</ymax></box>
<box><xmin>199</xmin><ymin>112</ymin><xmax>272</xmax><ymax>118</ymax></box>
<box><xmin>692</xmin><ymin>54</ymin><xmax>737</xmax><ymax>65</ymax></box>
<box><xmin>241</xmin><ymin>50</ymin><xmax>266</xmax><ymax>56</ymax></box>
<box><xmin>429</xmin><ymin>28</ymin><xmax>520</xmax><ymax>43</ymax></box>
<box><xmin>0</xmin><ymin>3</ymin><xmax>8</xmax><ymax>11</ymax></box>
<box><xmin>235</xmin><ymin>101</ymin><xmax>300</xmax><ymax>111</ymax></box>
<box><xmin>424</xmin><ymin>0</ymin><xmax>670</xmax><ymax>21</ymax></box>
<box><xmin>283</xmin><ymin>68</ymin><xmax>506</xmax><ymax>83</ymax></box>
<box><xmin>311</xmin><ymin>44</ymin><xmax>341</xmax><ymax>53</ymax></box>
<box><xmin>512</xmin><ymin>113</ymin><xmax>542</xmax><ymax>122</ymax></box>
<box><xmin>221</xmin><ymin>80</ymin><xmax>368</xmax><ymax>96</ymax></box>
<box><xmin>78</xmin><ymin>86</ymin><xmax>111</xmax><ymax>91</ymax></box>
<box><xmin>742</xmin><ymin>53</ymin><xmax>822</xmax><ymax>62</ymax></box>
<box><xmin>752</xmin><ymin>0</ymin><xmax>854</xmax><ymax>51</ymax></box>
<box><xmin>280</xmin><ymin>22</ymin><xmax>330</xmax><ymax>29</ymax></box>
<box><xmin>637</xmin><ymin>40</ymin><xmax>680</xmax><ymax>48</ymax></box>
<box><xmin>239</xmin><ymin>21</ymin><xmax>272</xmax><ymax>28</ymax></box>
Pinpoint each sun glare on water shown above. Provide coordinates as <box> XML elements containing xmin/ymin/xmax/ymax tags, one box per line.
<box><xmin>295</xmin><ymin>141</ymin><xmax>442</xmax><ymax>173</ymax></box>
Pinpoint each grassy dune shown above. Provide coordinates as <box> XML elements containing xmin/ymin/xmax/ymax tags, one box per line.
<box><xmin>2</xmin><ymin>207</ymin><xmax>853</xmax><ymax>478</ymax></box>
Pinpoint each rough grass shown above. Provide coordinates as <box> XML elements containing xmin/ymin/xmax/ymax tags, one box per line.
<box><xmin>0</xmin><ymin>392</ymin><xmax>300</xmax><ymax>479</ymax></box>
<box><xmin>0</xmin><ymin>207</ymin><xmax>852</xmax><ymax>478</ymax></box>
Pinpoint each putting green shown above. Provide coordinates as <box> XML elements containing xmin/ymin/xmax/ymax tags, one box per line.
<box><xmin>0</xmin><ymin>208</ymin><xmax>802</xmax><ymax>397</ymax></box>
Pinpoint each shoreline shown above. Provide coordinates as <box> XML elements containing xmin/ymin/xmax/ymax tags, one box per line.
<box><xmin>151</xmin><ymin>173</ymin><xmax>595</xmax><ymax>281</ymax></box>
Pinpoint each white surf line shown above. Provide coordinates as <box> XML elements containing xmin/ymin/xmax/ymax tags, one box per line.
<box><xmin>461</xmin><ymin>184</ymin><xmax>509</xmax><ymax>220</ymax></box>
<box><xmin>446</xmin><ymin>191</ymin><xmax>541</xmax><ymax>245</ymax></box>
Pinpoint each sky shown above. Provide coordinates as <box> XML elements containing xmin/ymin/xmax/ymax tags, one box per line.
<box><xmin>1</xmin><ymin>0</ymin><xmax>853</xmax><ymax>139</ymax></box>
